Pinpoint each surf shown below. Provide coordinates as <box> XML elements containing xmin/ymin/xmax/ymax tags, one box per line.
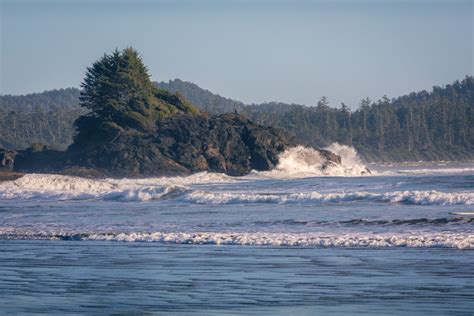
<box><xmin>253</xmin><ymin>143</ymin><xmax>372</xmax><ymax>178</ymax></box>
<box><xmin>1</xmin><ymin>229</ymin><xmax>472</xmax><ymax>249</ymax></box>
<box><xmin>1</xmin><ymin>174</ymin><xmax>473</xmax><ymax>205</ymax></box>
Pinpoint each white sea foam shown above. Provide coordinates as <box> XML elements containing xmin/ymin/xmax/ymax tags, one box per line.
<box><xmin>0</xmin><ymin>173</ymin><xmax>229</xmax><ymax>201</ymax></box>
<box><xmin>325</xmin><ymin>143</ymin><xmax>370</xmax><ymax>174</ymax></box>
<box><xmin>1</xmin><ymin>229</ymin><xmax>472</xmax><ymax>249</ymax></box>
<box><xmin>1</xmin><ymin>174</ymin><xmax>472</xmax><ymax>204</ymax></box>
<box><xmin>184</xmin><ymin>190</ymin><xmax>474</xmax><ymax>206</ymax></box>
<box><xmin>85</xmin><ymin>232</ymin><xmax>474</xmax><ymax>249</ymax></box>
<box><xmin>255</xmin><ymin>144</ymin><xmax>372</xmax><ymax>178</ymax></box>
<box><xmin>0</xmin><ymin>174</ymin><xmax>116</xmax><ymax>200</ymax></box>
<box><xmin>101</xmin><ymin>185</ymin><xmax>189</xmax><ymax>202</ymax></box>
<box><xmin>0</xmin><ymin>144</ymin><xmax>472</xmax><ymax>203</ymax></box>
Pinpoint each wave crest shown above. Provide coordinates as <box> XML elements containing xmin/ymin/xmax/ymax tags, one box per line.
<box><xmin>0</xmin><ymin>174</ymin><xmax>190</xmax><ymax>201</ymax></box>
<box><xmin>1</xmin><ymin>174</ymin><xmax>472</xmax><ymax>205</ymax></box>
<box><xmin>1</xmin><ymin>230</ymin><xmax>472</xmax><ymax>249</ymax></box>
<box><xmin>185</xmin><ymin>190</ymin><xmax>474</xmax><ymax>205</ymax></box>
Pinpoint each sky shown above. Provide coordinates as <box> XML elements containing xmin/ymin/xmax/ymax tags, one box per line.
<box><xmin>1</xmin><ymin>0</ymin><xmax>472</xmax><ymax>108</ymax></box>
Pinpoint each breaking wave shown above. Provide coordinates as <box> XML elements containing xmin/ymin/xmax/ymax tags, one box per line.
<box><xmin>0</xmin><ymin>173</ymin><xmax>224</xmax><ymax>201</ymax></box>
<box><xmin>0</xmin><ymin>144</ymin><xmax>472</xmax><ymax>204</ymax></box>
<box><xmin>0</xmin><ymin>174</ymin><xmax>473</xmax><ymax>205</ymax></box>
<box><xmin>184</xmin><ymin>190</ymin><xmax>474</xmax><ymax>205</ymax></box>
<box><xmin>0</xmin><ymin>230</ymin><xmax>472</xmax><ymax>249</ymax></box>
<box><xmin>257</xmin><ymin>144</ymin><xmax>371</xmax><ymax>178</ymax></box>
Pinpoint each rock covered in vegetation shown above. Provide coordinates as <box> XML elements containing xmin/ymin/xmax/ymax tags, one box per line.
<box><xmin>13</xmin><ymin>47</ymin><xmax>344</xmax><ymax>177</ymax></box>
<box><xmin>16</xmin><ymin>113</ymin><xmax>339</xmax><ymax>177</ymax></box>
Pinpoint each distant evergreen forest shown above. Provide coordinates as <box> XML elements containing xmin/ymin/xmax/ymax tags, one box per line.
<box><xmin>1</xmin><ymin>77</ymin><xmax>473</xmax><ymax>162</ymax></box>
<box><xmin>0</xmin><ymin>88</ymin><xmax>86</xmax><ymax>149</ymax></box>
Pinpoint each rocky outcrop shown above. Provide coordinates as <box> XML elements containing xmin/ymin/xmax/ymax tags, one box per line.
<box><xmin>11</xmin><ymin>48</ymin><xmax>348</xmax><ymax>178</ymax></box>
<box><xmin>14</xmin><ymin>113</ymin><xmax>343</xmax><ymax>177</ymax></box>
<box><xmin>0</xmin><ymin>149</ymin><xmax>17</xmax><ymax>171</ymax></box>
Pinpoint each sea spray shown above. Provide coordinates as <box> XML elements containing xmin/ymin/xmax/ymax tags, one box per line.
<box><xmin>325</xmin><ymin>143</ymin><xmax>366</xmax><ymax>169</ymax></box>
<box><xmin>257</xmin><ymin>143</ymin><xmax>371</xmax><ymax>177</ymax></box>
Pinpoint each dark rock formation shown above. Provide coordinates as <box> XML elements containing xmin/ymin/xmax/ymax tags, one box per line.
<box><xmin>16</xmin><ymin>113</ymin><xmax>336</xmax><ymax>177</ymax></box>
<box><xmin>0</xmin><ymin>149</ymin><xmax>17</xmax><ymax>171</ymax></box>
<box><xmin>11</xmin><ymin>47</ymin><xmax>348</xmax><ymax>178</ymax></box>
<box><xmin>11</xmin><ymin>48</ymin><xmax>346</xmax><ymax>178</ymax></box>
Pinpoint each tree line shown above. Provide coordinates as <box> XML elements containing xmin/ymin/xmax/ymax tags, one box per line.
<box><xmin>242</xmin><ymin>77</ymin><xmax>473</xmax><ymax>161</ymax></box>
<box><xmin>0</xmin><ymin>88</ymin><xmax>85</xmax><ymax>149</ymax></box>
<box><xmin>1</xmin><ymin>77</ymin><xmax>473</xmax><ymax>161</ymax></box>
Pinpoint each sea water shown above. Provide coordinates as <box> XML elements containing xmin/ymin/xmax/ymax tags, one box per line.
<box><xmin>0</xmin><ymin>144</ymin><xmax>473</xmax><ymax>314</ymax></box>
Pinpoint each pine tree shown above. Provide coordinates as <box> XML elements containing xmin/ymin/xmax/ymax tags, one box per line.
<box><xmin>79</xmin><ymin>47</ymin><xmax>159</xmax><ymax>131</ymax></box>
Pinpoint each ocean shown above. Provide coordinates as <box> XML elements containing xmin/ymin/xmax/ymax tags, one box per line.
<box><xmin>1</xmin><ymin>144</ymin><xmax>473</xmax><ymax>315</ymax></box>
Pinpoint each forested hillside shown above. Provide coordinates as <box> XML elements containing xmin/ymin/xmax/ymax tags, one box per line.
<box><xmin>156</xmin><ymin>79</ymin><xmax>246</xmax><ymax>113</ymax></box>
<box><xmin>0</xmin><ymin>88</ymin><xmax>84</xmax><ymax>149</ymax></box>
<box><xmin>1</xmin><ymin>78</ymin><xmax>473</xmax><ymax>162</ymax></box>
<box><xmin>158</xmin><ymin>78</ymin><xmax>474</xmax><ymax>161</ymax></box>
<box><xmin>243</xmin><ymin>78</ymin><xmax>473</xmax><ymax>161</ymax></box>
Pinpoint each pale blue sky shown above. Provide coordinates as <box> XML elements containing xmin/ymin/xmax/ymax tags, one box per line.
<box><xmin>1</xmin><ymin>0</ymin><xmax>472</xmax><ymax>107</ymax></box>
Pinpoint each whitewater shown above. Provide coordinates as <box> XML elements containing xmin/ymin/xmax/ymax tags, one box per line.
<box><xmin>1</xmin><ymin>144</ymin><xmax>473</xmax><ymax>249</ymax></box>
<box><xmin>1</xmin><ymin>144</ymin><xmax>473</xmax><ymax>314</ymax></box>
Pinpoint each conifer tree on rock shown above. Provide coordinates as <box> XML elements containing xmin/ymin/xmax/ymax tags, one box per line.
<box><xmin>73</xmin><ymin>47</ymin><xmax>198</xmax><ymax>147</ymax></box>
<box><xmin>76</xmin><ymin>47</ymin><xmax>158</xmax><ymax>133</ymax></box>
